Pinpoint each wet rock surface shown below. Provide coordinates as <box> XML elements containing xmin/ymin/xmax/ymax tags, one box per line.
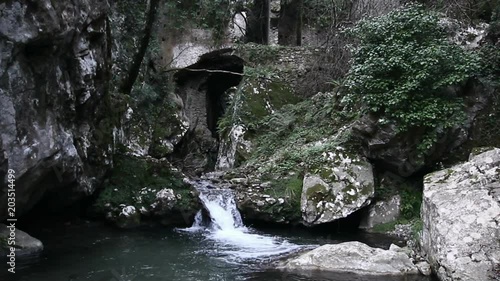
<box><xmin>201</xmin><ymin>172</ymin><xmax>300</xmax><ymax>225</ymax></box>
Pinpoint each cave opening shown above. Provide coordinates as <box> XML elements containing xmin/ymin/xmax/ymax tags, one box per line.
<box><xmin>172</xmin><ymin>49</ymin><xmax>244</xmax><ymax>173</ymax></box>
<box><xmin>175</xmin><ymin>49</ymin><xmax>244</xmax><ymax>138</ymax></box>
<box><xmin>205</xmin><ymin>69</ymin><xmax>242</xmax><ymax>138</ymax></box>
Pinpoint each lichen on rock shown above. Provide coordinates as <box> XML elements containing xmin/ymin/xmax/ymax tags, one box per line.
<box><xmin>300</xmin><ymin>147</ymin><xmax>375</xmax><ymax>225</ymax></box>
<box><xmin>421</xmin><ymin>147</ymin><xmax>500</xmax><ymax>281</ymax></box>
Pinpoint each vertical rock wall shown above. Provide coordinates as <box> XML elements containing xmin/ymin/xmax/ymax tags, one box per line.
<box><xmin>0</xmin><ymin>0</ymin><xmax>113</xmax><ymax>219</ymax></box>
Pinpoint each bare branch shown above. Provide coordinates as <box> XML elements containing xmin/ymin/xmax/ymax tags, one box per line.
<box><xmin>163</xmin><ymin>68</ymin><xmax>244</xmax><ymax>76</ymax></box>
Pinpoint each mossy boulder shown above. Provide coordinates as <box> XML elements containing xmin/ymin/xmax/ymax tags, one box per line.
<box><xmin>235</xmin><ymin>176</ymin><xmax>303</xmax><ymax>224</ymax></box>
<box><xmin>300</xmin><ymin>148</ymin><xmax>375</xmax><ymax>225</ymax></box>
<box><xmin>92</xmin><ymin>154</ymin><xmax>200</xmax><ymax>227</ymax></box>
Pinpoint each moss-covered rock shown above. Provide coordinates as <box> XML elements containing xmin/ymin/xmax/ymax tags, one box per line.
<box><xmin>236</xmin><ymin>175</ymin><xmax>303</xmax><ymax>224</ymax></box>
<box><xmin>300</xmin><ymin>148</ymin><xmax>375</xmax><ymax>226</ymax></box>
<box><xmin>215</xmin><ymin>89</ymin><xmax>368</xmax><ymax>226</ymax></box>
<box><xmin>92</xmin><ymin>154</ymin><xmax>200</xmax><ymax>227</ymax></box>
<box><xmin>216</xmin><ymin>76</ymin><xmax>302</xmax><ymax>169</ymax></box>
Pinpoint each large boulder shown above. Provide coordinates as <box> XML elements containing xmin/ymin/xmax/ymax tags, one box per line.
<box><xmin>0</xmin><ymin>224</ymin><xmax>43</xmax><ymax>257</ymax></box>
<box><xmin>0</xmin><ymin>0</ymin><xmax>113</xmax><ymax>220</ymax></box>
<box><xmin>300</xmin><ymin>151</ymin><xmax>375</xmax><ymax>225</ymax></box>
<box><xmin>421</xmin><ymin>148</ymin><xmax>500</xmax><ymax>281</ymax></box>
<box><xmin>279</xmin><ymin>241</ymin><xmax>419</xmax><ymax>279</ymax></box>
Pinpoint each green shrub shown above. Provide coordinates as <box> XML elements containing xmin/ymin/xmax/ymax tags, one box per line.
<box><xmin>400</xmin><ymin>185</ymin><xmax>423</xmax><ymax>220</ymax></box>
<box><xmin>344</xmin><ymin>4</ymin><xmax>480</xmax><ymax>151</ymax></box>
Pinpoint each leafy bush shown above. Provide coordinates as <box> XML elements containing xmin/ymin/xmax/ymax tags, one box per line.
<box><xmin>344</xmin><ymin>4</ymin><xmax>480</xmax><ymax>150</ymax></box>
<box><xmin>400</xmin><ymin>185</ymin><xmax>423</xmax><ymax>220</ymax></box>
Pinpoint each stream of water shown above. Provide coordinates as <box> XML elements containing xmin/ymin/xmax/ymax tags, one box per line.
<box><xmin>3</xmin><ymin>182</ymin><xmax>435</xmax><ymax>281</ymax></box>
<box><xmin>179</xmin><ymin>182</ymin><xmax>305</xmax><ymax>263</ymax></box>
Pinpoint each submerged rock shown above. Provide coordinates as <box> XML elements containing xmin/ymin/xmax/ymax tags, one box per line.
<box><xmin>421</xmin><ymin>148</ymin><xmax>500</xmax><ymax>281</ymax></box>
<box><xmin>0</xmin><ymin>224</ymin><xmax>43</xmax><ymax>257</ymax></box>
<box><xmin>300</xmin><ymin>153</ymin><xmax>375</xmax><ymax>225</ymax></box>
<box><xmin>279</xmin><ymin>241</ymin><xmax>419</xmax><ymax>277</ymax></box>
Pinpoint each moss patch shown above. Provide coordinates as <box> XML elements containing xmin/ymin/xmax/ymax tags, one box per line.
<box><xmin>262</xmin><ymin>175</ymin><xmax>304</xmax><ymax>222</ymax></box>
<box><xmin>93</xmin><ymin>154</ymin><xmax>193</xmax><ymax>214</ymax></box>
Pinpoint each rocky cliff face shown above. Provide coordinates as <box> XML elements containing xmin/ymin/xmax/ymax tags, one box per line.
<box><xmin>0</xmin><ymin>0</ymin><xmax>113</xmax><ymax>220</ymax></box>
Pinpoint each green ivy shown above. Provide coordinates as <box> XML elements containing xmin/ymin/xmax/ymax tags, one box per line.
<box><xmin>344</xmin><ymin>4</ymin><xmax>480</xmax><ymax>151</ymax></box>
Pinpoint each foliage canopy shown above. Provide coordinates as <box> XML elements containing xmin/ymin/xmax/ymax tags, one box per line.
<box><xmin>344</xmin><ymin>4</ymin><xmax>480</xmax><ymax>150</ymax></box>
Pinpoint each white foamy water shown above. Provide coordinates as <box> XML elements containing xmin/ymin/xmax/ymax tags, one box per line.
<box><xmin>180</xmin><ymin>181</ymin><xmax>303</xmax><ymax>263</ymax></box>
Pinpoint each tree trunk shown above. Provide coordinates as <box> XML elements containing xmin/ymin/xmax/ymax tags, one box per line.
<box><xmin>119</xmin><ymin>0</ymin><xmax>160</xmax><ymax>95</ymax></box>
<box><xmin>245</xmin><ymin>0</ymin><xmax>270</xmax><ymax>44</ymax></box>
<box><xmin>278</xmin><ymin>0</ymin><xmax>303</xmax><ymax>46</ymax></box>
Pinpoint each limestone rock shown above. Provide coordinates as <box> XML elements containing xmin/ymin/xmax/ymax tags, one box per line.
<box><xmin>0</xmin><ymin>224</ymin><xmax>43</xmax><ymax>257</ymax></box>
<box><xmin>236</xmin><ymin>189</ymin><xmax>293</xmax><ymax>224</ymax></box>
<box><xmin>416</xmin><ymin>261</ymin><xmax>432</xmax><ymax>276</ymax></box>
<box><xmin>115</xmin><ymin>206</ymin><xmax>141</xmax><ymax>229</ymax></box>
<box><xmin>150</xmin><ymin>188</ymin><xmax>177</xmax><ymax>216</ymax></box>
<box><xmin>0</xmin><ymin>0</ymin><xmax>113</xmax><ymax>220</ymax></box>
<box><xmin>359</xmin><ymin>195</ymin><xmax>401</xmax><ymax>229</ymax></box>
<box><xmin>421</xmin><ymin>148</ymin><xmax>500</xmax><ymax>281</ymax></box>
<box><xmin>216</xmin><ymin>125</ymin><xmax>252</xmax><ymax>170</ymax></box>
<box><xmin>279</xmin><ymin>241</ymin><xmax>419</xmax><ymax>277</ymax></box>
<box><xmin>300</xmin><ymin>154</ymin><xmax>374</xmax><ymax>225</ymax></box>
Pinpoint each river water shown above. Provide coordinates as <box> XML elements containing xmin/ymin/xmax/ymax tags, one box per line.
<box><xmin>4</xmin><ymin>184</ymin><xmax>435</xmax><ymax>281</ymax></box>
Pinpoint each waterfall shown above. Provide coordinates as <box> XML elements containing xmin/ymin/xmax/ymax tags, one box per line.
<box><xmin>181</xmin><ymin>180</ymin><xmax>303</xmax><ymax>262</ymax></box>
<box><xmin>197</xmin><ymin>187</ymin><xmax>244</xmax><ymax>230</ymax></box>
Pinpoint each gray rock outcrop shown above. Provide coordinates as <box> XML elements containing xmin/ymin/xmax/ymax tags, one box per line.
<box><xmin>0</xmin><ymin>0</ymin><xmax>113</xmax><ymax>220</ymax></box>
<box><xmin>279</xmin><ymin>241</ymin><xmax>419</xmax><ymax>278</ymax></box>
<box><xmin>421</xmin><ymin>148</ymin><xmax>500</xmax><ymax>281</ymax></box>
